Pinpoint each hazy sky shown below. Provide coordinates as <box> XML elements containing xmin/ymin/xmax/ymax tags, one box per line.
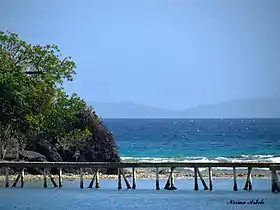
<box><xmin>0</xmin><ymin>0</ymin><xmax>279</xmax><ymax>109</ymax></box>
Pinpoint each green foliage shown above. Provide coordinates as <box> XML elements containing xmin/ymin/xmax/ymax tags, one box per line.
<box><xmin>0</xmin><ymin>31</ymin><xmax>99</xmax><ymax>153</ymax></box>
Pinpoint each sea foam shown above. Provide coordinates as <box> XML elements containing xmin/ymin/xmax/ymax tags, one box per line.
<box><xmin>121</xmin><ymin>155</ymin><xmax>280</xmax><ymax>171</ymax></box>
<box><xmin>121</xmin><ymin>155</ymin><xmax>279</xmax><ymax>163</ymax></box>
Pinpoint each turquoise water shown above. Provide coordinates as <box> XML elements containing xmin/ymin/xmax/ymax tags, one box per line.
<box><xmin>1</xmin><ymin>119</ymin><xmax>279</xmax><ymax>209</ymax></box>
<box><xmin>103</xmin><ymin>119</ymin><xmax>280</xmax><ymax>163</ymax></box>
<box><xmin>0</xmin><ymin>179</ymin><xmax>279</xmax><ymax>210</ymax></box>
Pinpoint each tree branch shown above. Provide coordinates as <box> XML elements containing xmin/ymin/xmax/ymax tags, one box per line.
<box><xmin>24</xmin><ymin>71</ymin><xmax>44</xmax><ymax>75</ymax></box>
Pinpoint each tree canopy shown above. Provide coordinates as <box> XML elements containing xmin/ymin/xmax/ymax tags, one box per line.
<box><xmin>0</xmin><ymin>31</ymin><xmax>101</xmax><ymax>158</ymax></box>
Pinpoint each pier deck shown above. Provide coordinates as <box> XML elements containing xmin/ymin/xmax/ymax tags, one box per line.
<box><xmin>1</xmin><ymin>161</ymin><xmax>279</xmax><ymax>193</ymax></box>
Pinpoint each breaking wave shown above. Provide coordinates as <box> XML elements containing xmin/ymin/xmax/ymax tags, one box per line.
<box><xmin>121</xmin><ymin>155</ymin><xmax>280</xmax><ymax>171</ymax></box>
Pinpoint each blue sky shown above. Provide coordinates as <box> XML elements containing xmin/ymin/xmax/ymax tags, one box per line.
<box><xmin>0</xmin><ymin>0</ymin><xmax>279</xmax><ymax>110</ymax></box>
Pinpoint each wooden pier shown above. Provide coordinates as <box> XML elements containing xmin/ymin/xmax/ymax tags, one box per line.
<box><xmin>0</xmin><ymin>161</ymin><xmax>279</xmax><ymax>193</ymax></box>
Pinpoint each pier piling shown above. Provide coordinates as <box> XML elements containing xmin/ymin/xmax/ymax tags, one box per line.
<box><xmin>12</xmin><ymin>173</ymin><xmax>20</xmax><ymax>187</ymax></box>
<box><xmin>132</xmin><ymin>167</ymin><xmax>136</xmax><ymax>189</ymax></box>
<box><xmin>43</xmin><ymin>168</ymin><xmax>47</xmax><ymax>188</ymax></box>
<box><xmin>58</xmin><ymin>168</ymin><xmax>62</xmax><ymax>188</ymax></box>
<box><xmin>164</xmin><ymin>169</ymin><xmax>172</xmax><ymax>190</ymax></box>
<box><xmin>271</xmin><ymin>169</ymin><xmax>280</xmax><ymax>193</ymax></box>
<box><xmin>88</xmin><ymin>170</ymin><xmax>98</xmax><ymax>188</ymax></box>
<box><xmin>0</xmin><ymin>161</ymin><xmax>279</xmax><ymax>192</ymax></box>
<box><xmin>95</xmin><ymin>169</ymin><xmax>100</xmax><ymax>189</ymax></box>
<box><xmin>156</xmin><ymin>167</ymin><xmax>160</xmax><ymax>190</ymax></box>
<box><xmin>208</xmin><ymin>167</ymin><xmax>213</xmax><ymax>191</ymax></box>
<box><xmin>243</xmin><ymin>167</ymin><xmax>252</xmax><ymax>191</ymax></box>
<box><xmin>5</xmin><ymin>167</ymin><xmax>9</xmax><ymax>188</ymax></box>
<box><xmin>194</xmin><ymin>167</ymin><xmax>198</xmax><ymax>191</ymax></box>
<box><xmin>164</xmin><ymin>167</ymin><xmax>177</xmax><ymax>190</ymax></box>
<box><xmin>80</xmin><ymin>168</ymin><xmax>84</xmax><ymax>189</ymax></box>
<box><xmin>20</xmin><ymin>169</ymin><xmax>24</xmax><ymax>188</ymax></box>
<box><xmin>233</xmin><ymin>167</ymin><xmax>238</xmax><ymax>191</ymax></box>
<box><xmin>169</xmin><ymin>167</ymin><xmax>177</xmax><ymax>190</ymax></box>
<box><xmin>49</xmin><ymin>173</ymin><xmax>58</xmax><ymax>187</ymax></box>
<box><xmin>117</xmin><ymin>168</ymin><xmax>122</xmax><ymax>190</ymax></box>
<box><xmin>197</xmin><ymin>168</ymin><xmax>208</xmax><ymax>190</ymax></box>
<box><xmin>163</xmin><ymin>174</ymin><xmax>170</xmax><ymax>190</ymax></box>
<box><xmin>121</xmin><ymin>169</ymin><xmax>132</xmax><ymax>189</ymax></box>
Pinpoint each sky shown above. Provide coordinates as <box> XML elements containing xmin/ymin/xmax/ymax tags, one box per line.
<box><xmin>0</xmin><ymin>0</ymin><xmax>279</xmax><ymax>110</ymax></box>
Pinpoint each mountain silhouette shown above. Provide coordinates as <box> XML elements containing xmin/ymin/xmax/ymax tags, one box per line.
<box><xmin>89</xmin><ymin>96</ymin><xmax>280</xmax><ymax>118</ymax></box>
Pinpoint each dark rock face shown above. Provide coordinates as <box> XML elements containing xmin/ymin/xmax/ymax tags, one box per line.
<box><xmin>33</xmin><ymin>140</ymin><xmax>63</xmax><ymax>174</ymax></box>
<box><xmin>19</xmin><ymin>150</ymin><xmax>47</xmax><ymax>162</ymax></box>
<box><xmin>57</xmin><ymin>146</ymin><xmax>76</xmax><ymax>162</ymax></box>
<box><xmin>84</xmin><ymin>124</ymin><xmax>120</xmax><ymax>174</ymax></box>
<box><xmin>1</xmin><ymin>137</ymin><xmax>19</xmax><ymax>160</ymax></box>
<box><xmin>86</xmin><ymin>124</ymin><xmax>120</xmax><ymax>162</ymax></box>
<box><xmin>1</xmin><ymin>115</ymin><xmax>121</xmax><ymax>175</ymax></box>
<box><xmin>19</xmin><ymin>150</ymin><xmax>47</xmax><ymax>174</ymax></box>
<box><xmin>35</xmin><ymin>140</ymin><xmax>63</xmax><ymax>162</ymax></box>
<box><xmin>57</xmin><ymin>124</ymin><xmax>121</xmax><ymax>174</ymax></box>
<box><xmin>34</xmin><ymin>123</ymin><xmax>120</xmax><ymax>174</ymax></box>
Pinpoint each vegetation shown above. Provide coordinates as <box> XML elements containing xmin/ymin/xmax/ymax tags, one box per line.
<box><xmin>0</xmin><ymin>31</ymin><xmax>102</xmax><ymax>159</ymax></box>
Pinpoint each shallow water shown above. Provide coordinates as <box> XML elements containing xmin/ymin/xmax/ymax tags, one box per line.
<box><xmin>0</xmin><ymin>179</ymin><xmax>279</xmax><ymax>210</ymax></box>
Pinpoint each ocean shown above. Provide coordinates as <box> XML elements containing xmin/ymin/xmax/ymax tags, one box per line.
<box><xmin>104</xmin><ymin>118</ymin><xmax>280</xmax><ymax>163</ymax></box>
<box><xmin>0</xmin><ymin>118</ymin><xmax>279</xmax><ymax>210</ymax></box>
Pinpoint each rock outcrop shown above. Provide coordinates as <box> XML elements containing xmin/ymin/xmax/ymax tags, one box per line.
<box><xmin>35</xmin><ymin>140</ymin><xmax>63</xmax><ymax>162</ymax></box>
<box><xmin>19</xmin><ymin>150</ymin><xmax>47</xmax><ymax>162</ymax></box>
<box><xmin>1</xmin><ymin>120</ymin><xmax>121</xmax><ymax>175</ymax></box>
<box><xmin>1</xmin><ymin>137</ymin><xmax>19</xmax><ymax>160</ymax></box>
<box><xmin>85</xmin><ymin>124</ymin><xmax>120</xmax><ymax>162</ymax></box>
<box><xmin>19</xmin><ymin>150</ymin><xmax>47</xmax><ymax>174</ymax></box>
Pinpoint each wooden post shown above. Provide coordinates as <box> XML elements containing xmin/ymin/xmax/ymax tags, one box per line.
<box><xmin>58</xmin><ymin>168</ymin><xmax>62</xmax><ymax>188</ymax></box>
<box><xmin>88</xmin><ymin>170</ymin><xmax>97</xmax><ymax>188</ymax></box>
<box><xmin>197</xmin><ymin>168</ymin><xmax>208</xmax><ymax>190</ymax></box>
<box><xmin>5</xmin><ymin>167</ymin><xmax>9</xmax><ymax>188</ymax></box>
<box><xmin>271</xmin><ymin>169</ymin><xmax>276</xmax><ymax>193</ymax></box>
<box><xmin>243</xmin><ymin>167</ymin><xmax>252</xmax><ymax>191</ymax></box>
<box><xmin>156</xmin><ymin>167</ymin><xmax>160</xmax><ymax>190</ymax></box>
<box><xmin>95</xmin><ymin>168</ymin><xmax>100</xmax><ymax>189</ymax></box>
<box><xmin>271</xmin><ymin>169</ymin><xmax>274</xmax><ymax>192</ymax></box>
<box><xmin>275</xmin><ymin>170</ymin><xmax>280</xmax><ymax>192</ymax></box>
<box><xmin>169</xmin><ymin>167</ymin><xmax>177</xmax><ymax>190</ymax></box>
<box><xmin>208</xmin><ymin>167</ymin><xmax>213</xmax><ymax>191</ymax></box>
<box><xmin>121</xmin><ymin>169</ymin><xmax>131</xmax><ymax>189</ymax></box>
<box><xmin>274</xmin><ymin>170</ymin><xmax>279</xmax><ymax>193</ymax></box>
<box><xmin>117</xmin><ymin>168</ymin><xmax>122</xmax><ymax>190</ymax></box>
<box><xmin>49</xmin><ymin>174</ymin><xmax>58</xmax><ymax>187</ymax></box>
<box><xmin>164</xmin><ymin>167</ymin><xmax>177</xmax><ymax>190</ymax></box>
<box><xmin>233</xmin><ymin>167</ymin><xmax>238</xmax><ymax>191</ymax></box>
<box><xmin>20</xmin><ymin>168</ymin><xmax>24</xmax><ymax>188</ymax></box>
<box><xmin>132</xmin><ymin>167</ymin><xmax>136</xmax><ymax>189</ymax></box>
<box><xmin>248</xmin><ymin>169</ymin><xmax>252</xmax><ymax>191</ymax></box>
<box><xmin>43</xmin><ymin>168</ymin><xmax>47</xmax><ymax>188</ymax></box>
<box><xmin>271</xmin><ymin>169</ymin><xmax>280</xmax><ymax>193</ymax></box>
<box><xmin>164</xmin><ymin>169</ymin><xmax>171</xmax><ymax>190</ymax></box>
<box><xmin>80</xmin><ymin>168</ymin><xmax>84</xmax><ymax>189</ymax></box>
<box><xmin>194</xmin><ymin>167</ymin><xmax>198</xmax><ymax>191</ymax></box>
<box><xmin>12</xmin><ymin>173</ymin><xmax>21</xmax><ymax>187</ymax></box>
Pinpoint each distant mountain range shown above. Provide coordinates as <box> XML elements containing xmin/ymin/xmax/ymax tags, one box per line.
<box><xmin>88</xmin><ymin>96</ymin><xmax>280</xmax><ymax>118</ymax></box>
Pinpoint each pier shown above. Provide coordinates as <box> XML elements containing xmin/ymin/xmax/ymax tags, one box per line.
<box><xmin>0</xmin><ymin>161</ymin><xmax>279</xmax><ymax>193</ymax></box>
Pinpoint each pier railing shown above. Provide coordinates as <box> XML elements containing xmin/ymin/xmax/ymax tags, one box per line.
<box><xmin>0</xmin><ymin>161</ymin><xmax>279</xmax><ymax>193</ymax></box>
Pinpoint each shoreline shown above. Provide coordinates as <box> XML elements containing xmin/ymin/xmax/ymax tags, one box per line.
<box><xmin>0</xmin><ymin>169</ymin><xmax>271</xmax><ymax>182</ymax></box>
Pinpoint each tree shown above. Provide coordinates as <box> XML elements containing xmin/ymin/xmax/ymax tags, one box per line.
<box><xmin>0</xmin><ymin>31</ymin><xmax>98</xmax><ymax>157</ymax></box>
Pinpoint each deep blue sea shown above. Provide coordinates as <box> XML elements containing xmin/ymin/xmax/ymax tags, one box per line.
<box><xmin>104</xmin><ymin>119</ymin><xmax>280</xmax><ymax>163</ymax></box>
<box><xmin>1</xmin><ymin>119</ymin><xmax>280</xmax><ymax>210</ymax></box>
